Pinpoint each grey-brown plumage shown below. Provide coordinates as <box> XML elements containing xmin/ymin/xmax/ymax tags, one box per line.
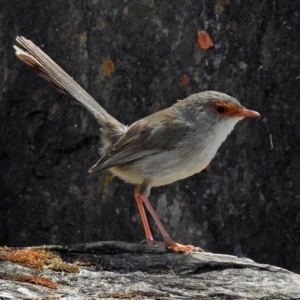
<box><xmin>14</xmin><ymin>36</ymin><xmax>260</xmax><ymax>252</ymax></box>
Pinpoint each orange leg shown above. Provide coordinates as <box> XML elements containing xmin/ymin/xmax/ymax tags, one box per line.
<box><xmin>135</xmin><ymin>191</ymin><xmax>204</xmax><ymax>253</ymax></box>
<box><xmin>134</xmin><ymin>192</ymin><xmax>153</xmax><ymax>241</ymax></box>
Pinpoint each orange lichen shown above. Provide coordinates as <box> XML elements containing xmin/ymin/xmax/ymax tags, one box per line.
<box><xmin>180</xmin><ymin>74</ymin><xmax>190</xmax><ymax>85</ymax></box>
<box><xmin>102</xmin><ymin>59</ymin><xmax>115</xmax><ymax>76</ymax></box>
<box><xmin>0</xmin><ymin>247</ymin><xmax>79</xmax><ymax>273</ymax></box>
<box><xmin>49</xmin><ymin>261</ymin><xmax>79</xmax><ymax>273</ymax></box>
<box><xmin>0</xmin><ymin>248</ymin><xmax>54</xmax><ymax>270</ymax></box>
<box><xmin>0</xmin><ymin>272</ymin><xmax>57</xmax><ymax>289</ymax></box>
<box><xmin>197</xmin><ymin>31</ymin><xmax>214</xmax><ymax>50</ymax></box>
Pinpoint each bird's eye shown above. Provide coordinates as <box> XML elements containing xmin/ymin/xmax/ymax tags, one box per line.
<box><xmin>217</xmin><ymin>106</ymin><xmax>225</xmax><ymax>113</ymax></box>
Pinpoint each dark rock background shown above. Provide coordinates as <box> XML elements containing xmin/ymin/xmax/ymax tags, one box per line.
<box><xmin>1</xmin><ymin>0</ymin><xmax>300</xmax><ymax>272</ymax></box>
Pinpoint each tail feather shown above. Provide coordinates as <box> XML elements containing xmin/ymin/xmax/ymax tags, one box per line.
<box><xmin>14</xmin><ymin>36</ymin><xmax>126</xmax><ymax>147</ymax></box>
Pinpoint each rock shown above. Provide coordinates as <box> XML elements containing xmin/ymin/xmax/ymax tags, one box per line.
<box><xmin>1</xmin><ymin>0</ymin><xmax>300</xmax><ymax>274</ymax></box>
<box><xmin>1</xmin><ymin>242</ymin><xmax>300</xmax><ymax>299</ymax></box>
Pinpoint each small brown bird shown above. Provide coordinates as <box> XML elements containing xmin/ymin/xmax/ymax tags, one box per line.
<box><xmin>14</xmin><ymin>37</ymin><xmax>260</xmax><ymax>252</ymax></box>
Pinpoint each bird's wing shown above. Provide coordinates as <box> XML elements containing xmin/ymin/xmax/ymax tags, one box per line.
<box><xmin>89</xmin><ymin>110</ymin><xmax>191</xmax><ymax>173</ymax></box>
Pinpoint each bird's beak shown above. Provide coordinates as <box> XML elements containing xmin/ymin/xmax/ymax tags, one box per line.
<box><xmin>235</xmin><ymin>108</ymin><xmax>260</xmax><ymax>118</ymax></box>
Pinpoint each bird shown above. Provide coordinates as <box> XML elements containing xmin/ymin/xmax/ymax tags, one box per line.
<box><xmin>14</xmin><ymin>36</ymin><xmax>260</xmax><ymax>252</ymax></box>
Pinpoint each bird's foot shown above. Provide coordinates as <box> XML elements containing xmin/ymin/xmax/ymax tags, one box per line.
<box><xmin>165</xmin><ymin>241</ymin><xmax>204</xmax><ymax>253</ymax></box>
<box><xmin>139</xmin><ymin>239</ymin><xmax>204</xmax><ymax>253</ymax></box>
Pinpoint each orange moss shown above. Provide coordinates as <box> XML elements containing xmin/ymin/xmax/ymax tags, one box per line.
<box><xmin>0</xmin><ymin>248</ymin><xmax>54</xmax><ymax>270</ymax></box>
<box><xmin>0</xmin><ymin>247</ymin><xmax>79</xmax><ymax>273</ymax></box>
<box><xmin>0</xmin><ymin>272</ymin><xmax>57</xmax><ymax>289</ymax></box>
<box><xmin>49</xmin><ymin>261</ymin><xmax>79</xmax><ymax>273</ymax></box>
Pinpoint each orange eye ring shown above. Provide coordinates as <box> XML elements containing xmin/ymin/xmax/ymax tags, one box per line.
<box><xmin>212</xmin><ymin>102</ymin><xmax>241</xmax><ymax>117</ymax></box>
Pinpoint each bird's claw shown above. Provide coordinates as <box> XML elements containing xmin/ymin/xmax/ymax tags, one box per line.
<box><xmin>165</xmin><ymin>242</ymin><xmax>204</xmax><ymax>253</ymax></box>
<box><xmin>139</xmin><ymin>239</ymin><xmax>204</xmax><ymax>253</ymax></box>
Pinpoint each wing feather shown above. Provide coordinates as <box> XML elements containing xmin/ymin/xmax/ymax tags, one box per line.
<box><xmin>89</xmin><ymin>110</ymin><xmax>191</xmax><ymax>173</ymax></box>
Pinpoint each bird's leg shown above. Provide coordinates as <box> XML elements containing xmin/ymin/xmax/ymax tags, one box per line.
<box><xmin>135</xmin><ymin>184</ymin><xmax>204</xmax><ymax>253</ymax></box>
<box><xmin>134</xmin><ymin>188</ymin><xmax>153</xmax><ymax>241</ymax></box>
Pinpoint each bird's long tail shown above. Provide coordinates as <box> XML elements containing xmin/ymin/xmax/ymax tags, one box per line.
<box><xmin>14</xmin><ymin>36</ymin><xmax>126</xmax><ymax>142</ymax></box>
